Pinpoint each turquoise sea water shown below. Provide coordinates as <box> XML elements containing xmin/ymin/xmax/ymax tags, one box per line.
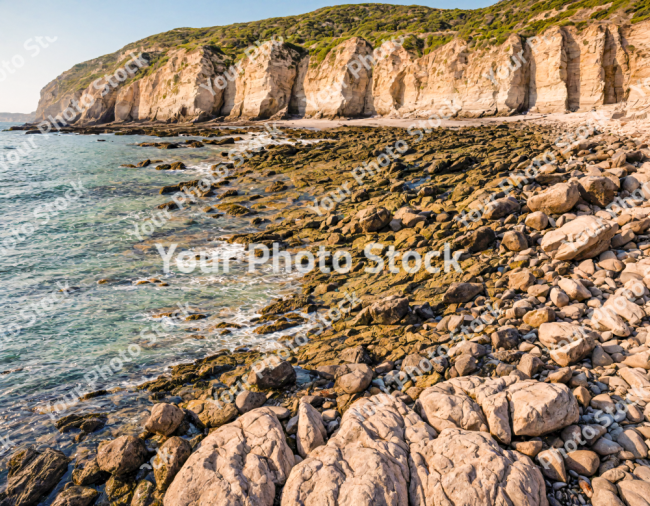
<box><xmin>0</xmin><ymin>123</ymin><xmax>299</xmax><ymax>468</ymax></box>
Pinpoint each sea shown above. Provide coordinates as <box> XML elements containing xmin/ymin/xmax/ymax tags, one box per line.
<box><xmin>0</xmin><ymin>122</ymin><xmax>302</xmax><ymax>476</ymax></box>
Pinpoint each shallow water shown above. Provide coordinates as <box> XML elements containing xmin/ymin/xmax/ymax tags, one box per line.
<box><xmin>0</xmin><ymin>123</ymin><xmax>300</xmax><ymax>465</ymax></box>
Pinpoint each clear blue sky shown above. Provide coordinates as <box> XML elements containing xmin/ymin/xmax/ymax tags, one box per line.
<box><xmin>0</xmin><ymin>0</ymin><xmax>495</xmax><ymax>113</ymax></box>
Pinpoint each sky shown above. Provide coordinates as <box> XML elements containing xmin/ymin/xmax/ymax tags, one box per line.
<box><xmin>0</xmin><ymin>0</ymin><xmax>495</xmax><ymax>113</ymax></box>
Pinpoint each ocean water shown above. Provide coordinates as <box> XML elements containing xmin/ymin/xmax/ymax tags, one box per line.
<box><xmin>0</xmin><ymin>123</ymin><xmax>300</xmax><ymax>467</ymax></box>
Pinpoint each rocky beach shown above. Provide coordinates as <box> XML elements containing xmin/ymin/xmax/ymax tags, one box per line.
<box><xmin>6</xmin><ymin>1</ymin><xmax>650</xmax><ymax>505</ymax></box>
<box><xmin>2</xmin><ymin>112</ymin><xmax>650</xmax><ymax>506</ymax></box>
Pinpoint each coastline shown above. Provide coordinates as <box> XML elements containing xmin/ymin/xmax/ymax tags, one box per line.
<box><xmin>4</xmin><ymin>114</ymin><xmax>650</xmax><ymax>505</ymax></box>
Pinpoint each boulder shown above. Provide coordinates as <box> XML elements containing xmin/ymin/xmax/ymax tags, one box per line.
<box><xmin>604</xmin><ymin>295</ymin><xmax>645</xmax><ymax>325</ymax></box>
<box><xmin>599</xmin><ymin>256</ymin><xmax>625</xmax><ymax>272</ymax></box>
<box><xmin>71</xmin><ymin>458</ymin><xmax>108</xmax><ymax>486</ymax></box>
<box><xmin>296</xmin><ymin>402</ymin><xmax>327</xmax><ymax>458</ymax></box>
<box><xmin>340</xmin><ymin>345</ymin><xmax>371</xmax><ymax>364</ymax></box>
<box><xmin>416</xmin><ymin>382</ymin><xmax>489</xmax><ymax>433</ymax></box>
<box><xmin>455</xmin><ymin>355</ymin><xmax>478</xmax><ymax>376</ymax></box>
<box><xmin>247</xmin><ymin>359</ymin><xmax>296</xmax><ymax>389</ymax></box>
<box><xmin>517</xmin><ymin>354</ymin><xmax>545</xmax><ymax>378</ymax></box>
<box><xmin>548</xmin><ymin>368</ymin><xmax>572</xmax><ymax>384</ymax></box>
<box><xmin>563</xmin><ymin>450</ymin><xmax>600</xmax><ymax>476</ymax></box>
<box><xmin>523</xmin><ymin>308</ymin><xmax>555</xmax><ymax>328</ymax></box>
<box><xmin>591</xmin><ymin>306</ymin><xmax>630</xmax><ymax>337</ymax></box>
<box><xmin>618</xmin><ymin>480</ymin><xmax>650</xmax><ymax>506</ymax></box>
<box><xmin>164</xmin><ymin>408</ymin><xmax>294</xmax><ymax>506</ymax></box>
<box><xmin>454</xmin><ymin>226</ymin><xmax>496</xmax><ymax>253</ymax></box>
<box><xmin>558</xmin><ymin>278</ymin><xmax>591</xmax><ymax>301</ymax></box>
<box><xmin>592</xmin><ymin>346</ymin><xmax>614</xmax><ymax>367</ymax></box>
<box><xmin>502</xmin><ymin>230</ymin><xmax>528</xmax><ymax>252</ymax></box>
<box><xmin>624</xmin><ymin>350</ymin><xmax>650</xmax><ymax>370</ymax></box>
<box><xmin>528</xmin><ymin>284</ymin><xmax>550</xmax><ymax>297</ymax></box>
<box><xmin>131</xmin><ymin>481</ymin><xmax>156</xmax><ymax>506</ymax></box>
<box><xmin>592</xmin><ymin>437</ymin><xmax>623</xmax><ymax>456</ymax></box>
<box><xmin>235</xmin><ymin>390</ymin><xmax>268</xmax><ymax>414</ymax></box>
<box><xmin>538</xmin><ymin>322</ymin><xmax>593</xmax><ymax>349</ymax></box>
<box><xmin>538</xmin><ymin>323</ymin><xmax>597</xmax><ymax>367</ymax></box>
<box><xmin>525</xmin><ymin>211</ymin><xmax>549</xmax><ymax>231</ymax></box>
<box><xmin>356</xmin><ymin>206</ymin><xmax>392</xmax><ymax>232</ymax></box>
<box><xmin>491</xmin><ymin>328</ymin><xmax>520</xmax><ymax>349</ymax></box>
<box><xmin>508</xmin><ymin>269</ymin><xmax>536</xmax><ymax>291</ymax></box>
<box><xmin>616</xmin><ymin>428</ymin><xmax>648</xmax><ymax>458</ymax></box>
<box><xmin>550</xmin><ymin>287</ymin><xmax>570</xmax><ymax>307</ymax></box>
<box><xmin>619</xmin><ymin>368</ymin><xmax>650</xmax><ymax>399</ymax></box>
<box><xmin>578</xmin><ymin>176</ymin><xmax>618</xmax><ymax>207</ymax></box>
<box><xmin>527</xmin><ymin>182</ymin><xmax>580</xmax><ymax>214</ymax></box>
<box><xmin>453</xmin><ymin>342</ymin><xmax>487</xmax><ymax>358</ymax></box>
<box><xmin>144</xmin><ymin>403</ymin><xmax>184</xmax><ymax>436</ymax></box>
<box><xmin>508</xmin><ymin>381</ymin><xmax>579</xmax><ymax>436</ymax></box>
<box><xmin>550</xmin><ymin>334</ymin><xmax>595</xmax><ymax>367</ymax></box>
<box><xmin>2</xmin><ymin>448</ymin><xmax>70</xmax><ymax>506</ymax></box>
<box><xmin>511</xmin><ymin>440</ymin><xmax>543</xmax><ymax>458</ymax></box>
<box><xmin>401</xmin><ymin>353</ymin><xmax>428</xmax><ymax>373</ymax></box>
<box><xmin>443</xmin><ymin>282</ymin><xmax>483</xmax><ymax>304</ymax></box>
<box><xmin>402</xmin><ymin>212</ymin><xmax>426</xmax><ymax>228</ymax></box>
<box><xmin>185</xmin><ymin>399</ymin><xmax>239</xmax><ymax>428</ymax></box>
<box><xmin>282</xmin><ymin>395</ymin><xmax>435</xmax><ymax>506</ymax></box>
<box><xmin>409</xmin><ymin>428</ymin><xmax>547</xmax><ymax>506</ymax></box>
<box><xmin>541</xmin><ymin>215</ymin><xmax>616</xmax><ymax>261</ymax></box>
<box><xmin>153</xmin><ymin>436</ymin><xmax>191</xmax><ymax>492</ymax></box>
<box><xmin>97</xmin><ymin>436</ymin><xmax>148</xmax><ymax>476</ymax></box>
<box><xmin>50</xmin><ymin>486</ymin><xmax>99</xmax><ymax>506</ymax></box>
<box><xmin>369</xmin><ymin>296</ymin><xmax>409</xmax><ymax>324</ymax></box>
<box><xmin>416</xmin><ymin>376</ymin><xmax>580</xmax><ymax>445</ymax></box>
<box><xmin>484</xmin><ymin>196</ymin><xmax>520</xmax><ymax>220</ymax></box>
<box><xmin>334</xmin><ymin>364</ymin><xmax>373</xmax><ymax>394</ymax></box>
<box><xmin>537</xmin><ymin>449</ymin><xmax>567</xmax><ymax>482</ymax></box>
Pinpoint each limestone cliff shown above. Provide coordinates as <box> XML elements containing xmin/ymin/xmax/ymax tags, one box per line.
<box><xmin>115</xmin><ymin>47</ymin><xmax>226</xmax><ymax>122</ymax></box>
<box><xmin>33</xmin><ymin>19</ymin><xmax>650</xmax><ymax>125</ymax></box>
<box><xmin>225</xmin><ymin>42</ymin><xmax>301</xmax><ymax>120</ymax></box>
<box><xmin>299</xmin><ymin>37</ymin><xmax>374</xmax><ymax>119</ymax></box>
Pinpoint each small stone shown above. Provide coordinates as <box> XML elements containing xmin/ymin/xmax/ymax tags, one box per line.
<box><xmin>525</xmin><ymin>211</ymin><xmax>549</xmax><ymax>231</ymax></box>
<box><xmin>563</xmin><ymin>450</ymin><xmax>600</xmax><ymax>476</ymax></box>
<box><xmin>511</xmin><ymin>440</ymin><xmax>543</xmax><ymax>458</ymax></box>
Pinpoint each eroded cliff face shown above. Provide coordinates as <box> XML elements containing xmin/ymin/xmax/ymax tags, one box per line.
<box><xmin>115</xmin><ymin>48</ymin><xmax>226</xmax><ymax>123</ymax></box>
<box><xmin>34</xmin><ymin>19</ymin><xmax>650</xmax><ymax>124</ymax></box>
<box><xmin>299</xmin><ymin>37</ymin><xmax>374</xmax><ymax>119</ymax></box>
<box><xmin>622</xmin><ymin>20</ymin><xmax>650</xmax><ymax>117</ymax></box>
<box><xmin>225</xmin><ymin>42</ymin><xmax>301</xmax><ymax>120</ymax></box>
<box><xmin>35</xmin><ymin>77</ymin><xmax>119</xmax><ymax>126</ymax></box>
<box><xmin>369</xmin><ymin>41</ymin><xmax>414</xmax><ymax>117</ymax></box>
<box><xmin>389</xmin><ymin>35</ymin><xmax>529</xmax><ymax>119</ymax></box>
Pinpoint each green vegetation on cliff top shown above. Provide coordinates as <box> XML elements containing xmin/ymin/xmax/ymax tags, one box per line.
<box><xmin>53</xmin><ymin>0</ymin><xmax>649</xmax><ymax>96</ymax></box>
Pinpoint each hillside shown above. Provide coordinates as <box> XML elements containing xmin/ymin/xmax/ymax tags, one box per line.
<box><xmin>39</xmin><ymin>1</ymin><xmax>650</xmax><ymax>94</ymax></box>
<box><xmin>34</xmin><ymin>0</ymin><xmax>650</xmax><ymax>124</ymax></box>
